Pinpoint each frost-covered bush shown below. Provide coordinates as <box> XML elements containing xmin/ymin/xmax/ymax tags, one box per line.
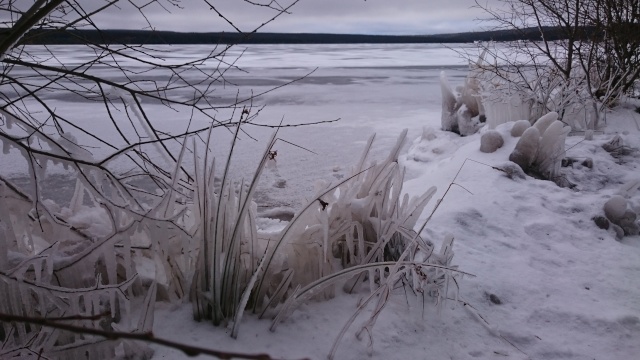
<box><xmin>0</xmin><ymin>174</ymin><xmax>158</xmax><ymax>359</ymax></box>
<box><xmin>509</xmin><ymin>112</ymin><xmax>572</xmax><ymax>186</ymax></box>
<box><xmin>465</xmin><ymin>44</ymin><xmax>604</xmax><ymax>132</ymax></box>
<box><xmin>256</xmin><ymin>131</ymin><xmax>466</xmax><ymax>359</ymax></box>
<box><xmin>509</xmin><ymin>127</ymin><xmax>540</xmax><ymax>172</ymax></box>
<box><xmin>440</xmin><ymin>71</ymin><xmax>483</xmax><ymax>136</ymax></box>
<box><xmin>261</xmin><ymin>130</ymin><xmax>436</xmax><ymax>296</ymax></box>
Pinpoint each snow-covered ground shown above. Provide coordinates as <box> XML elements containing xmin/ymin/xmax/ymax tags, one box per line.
<box><xmin>149</xmin><ymin>46</ymin><xmax>640</xmax><ymax>360</ymax></box>
<box><xmin>4</xmin><ymin>44</ymin><xmax>639</xmax><ymax>360</ymax></box>
<box><xmin>151</xmin><ymin>109</ymin><xmax>640</xmax><ymax>360</ymax></box>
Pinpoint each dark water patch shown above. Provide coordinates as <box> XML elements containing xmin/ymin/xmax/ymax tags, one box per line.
<box><xmin>336</xmin><ymin>65</ymin><xmax>467</xmax><ymax>71</ymax></box>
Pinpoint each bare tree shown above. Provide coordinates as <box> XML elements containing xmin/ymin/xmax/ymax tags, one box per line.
<box><xmin>472</xmin><ymin>0</ymin><xmax>640</xmax><ymax>129</ymax></box>
<box><xmin>582</xmin><ymin>0</ymin><xmax>640</xmax><ymax>99</ymax></box>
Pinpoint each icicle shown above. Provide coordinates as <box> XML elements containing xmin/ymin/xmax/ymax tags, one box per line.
<box><xmin>32</xmin><ymin>259</ymin><xmax>42</xmax><ymax>283</ymax></box>
<box><xmin>123</xmin><ymin>236</ymin><xmax>132</xmax><ymax>281</ymax></box>
<box><xmin>69</xmin><ymin>179</ymin><xmax>85</xmax><ymax>214</ymax></box>
<box><xmin>0</xmin><ymin>223</ymin><xmax>8</xmax><ymax>270</ymax></box>
<box><xmin>83</xmin><ymin>292</ymin><xmax>92</xmax><ymax>316</ymax></box>
<box><xmin>110</xmin><ymin>289</ymin><xmax>117</xmax><ymax>321</ymax></box>
<box><xmin>2</xmin><ymin>138</ymin><xmax>10</xmax><ymax>155</ymax></box>
<box><xmin>104</xmin><ymin>245</ymin><xmax>117</xmax><ymax>285</ymax></box>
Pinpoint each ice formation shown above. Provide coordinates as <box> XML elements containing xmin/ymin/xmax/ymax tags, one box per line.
<box><xmin>604</xmin><ymin>195</ymin><xmax>640</xmax><ymax>238</ymax></box>
<box><xmin>532</xmin><ymin>111</ymin><xmax>559</xmax><ymax>134</ymax></box>
<box><xmin>483</xmin><ymin>93</ymin><xmax>530</xmax><ymax>129</ymax></box>
<box><xmin>510</xmin><ymin>119</ymin><xmax>531</xmax><ymax>137</ymax></box>
<box><xmin>509</xmin><ymin>126</ymin><xmax>540</xmax><ymax>172</ymax></box>
<box><xmin>480</xmin><ymin>130</ymin><xmax>504</xmax><ymax>153</ymax></box>
<box><xmin>508</xmin><ymin>113</ymin><xmax>571</xmax><ymax>185</ymax></box>
<box><xmin>440</xmin><ymin>71</ymin><xmax>482</xmax><ymax>136</ymax></box>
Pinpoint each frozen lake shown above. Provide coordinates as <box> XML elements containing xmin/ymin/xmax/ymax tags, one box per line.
<box><xmin>3</xmin><ymin>43</ymin><xmax>475</xmax><ymax>212</ymax></box>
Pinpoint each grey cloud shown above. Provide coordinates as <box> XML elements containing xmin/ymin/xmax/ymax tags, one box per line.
<box><xmin>81</xmin><ymin>0</ymin><xmax>496</xmax><ymax>34</ymax></box>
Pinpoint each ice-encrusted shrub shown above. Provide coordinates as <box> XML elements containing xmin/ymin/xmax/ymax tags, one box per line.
<box><xmin>0</xmin><ymin>174</ymin><xmax>157</xmax><ymax>359</ymax></box>
<box><xmin>0</xmin><ymin>104</ymin><xmax>266</xmax><ymax>353</ymax></box>
<box><xmin>247</xmin><ymin>131</ymin><xmax>467</xmax><ymax>359</ymax></box>
<box><xmin>468</xmin><ymin>44</ymin><xmax>603</xmax><ymax>131</ymax></box>
<box><xmin>440</xmin><ymin>71</ymin><xmax>483</xmax><ymax>136</ymax></box>
<box><xmin>509</xmin><ymin>112</ymin><xmax>572</xmax><ymax>186</ymax></box>
<box><xmin>188</xmin><ymin>127</ymin><xmax>276</xmax><ymax>335</ymax></box>
<box><xmin>1</xmin><ymin>109</ymin><xmax>460</xmax><ymax>358</ymax></box>
<box><xmin>0</xmin><ymin>112</ymin><xmax>165</xmax><ymax>359</ymax></box>
<box><xmin>509</xmin><ymin>127</ymin><xmax>540</xmax><ymax>171</ymax></box>
<box><xmin>261</xmin><ymin>130</ymin><xmax>436</xmax><ymax>296</ymax></box>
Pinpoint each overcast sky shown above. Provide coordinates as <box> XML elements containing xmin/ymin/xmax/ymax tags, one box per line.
<box><xmin>85</xmin><ymin>0</ymin><xmax>493</xmax><ymax>35</ymax></box>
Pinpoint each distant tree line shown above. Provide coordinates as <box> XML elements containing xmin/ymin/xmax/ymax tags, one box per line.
<box><xmin>2</xmin><ymin>26</ymin><xmax>587</xmax><ymax>45</ymax></box>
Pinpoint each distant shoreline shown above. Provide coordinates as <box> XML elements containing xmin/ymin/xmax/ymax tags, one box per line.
<box><xmin>13</xmin><ymin>27</ymin><xmax>571</xmax><ymax>45</ymax></box>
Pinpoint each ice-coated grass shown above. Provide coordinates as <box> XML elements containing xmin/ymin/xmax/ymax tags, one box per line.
<box><xmin>0</xmin><ymin>110</ymin><xmax>454</xmax><ymax>359</ymax></box>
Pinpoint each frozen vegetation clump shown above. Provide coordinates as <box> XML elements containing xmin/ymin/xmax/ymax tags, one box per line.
<box><xmin>266</xmin><ymin>130</ymin><xmax>436</xmax><ymax>292</ymax></box>
<box><xmin>603</xmin><ymin>181</ymin><xmax>640</xmax><ymax>239</ymax></box>
<box><xmin>257</xmin><ymin>131</ymin><xmax>466</xmax><ymax>359</ymax></box>
<box><xmin>469</xmin><ymin>43</ymin><xmax>605</xmax><ymax>131</ymax></box>
<box><xmin>0</xmin><ymin>0</ymin><xmax>468</xmax><ymax>353</ymax></box>
<box><xmin>440</xmin><ymin>71</ymin><xmax>484</xmax><ymax>136</ymax></box>
<box><xmin>508</xmin><ymin>112</ymin><xmax>572</xmax><ymax>186</ymax></box>
<box><xmin>0</xmin><ymin>119</ymin><xmax>463</xmax><ymax>359</ymax></box>
<box><xmin>0</xmin><ymin>171</ymin><xmax>158</xmax><ymax>359</ymax></box>
<box><xmin>509</xmin><ymin>126</ymin><xmax>540</xmax><ymax>172</ymax></box>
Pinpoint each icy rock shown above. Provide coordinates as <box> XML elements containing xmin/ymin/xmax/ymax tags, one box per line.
<box><xmin>604</xmin><ymin>195</ymin><xmax>628</xmax><ymax>223</ymax></box>
<box><xmin>555</xmin><ymin>177</ymin><xmax>576</xmax><ymax>189</ymax></box>
<box><xmin>611</xmin><ymin>223</ymin><xmax>625</xmax><ymax>239</ymax></box>
<box><xmin>488</xmin><ymin>293</ymin><xmax>502</xmax><ymax>305</ymax></box>
<box><xmin>602</xmin><ymin>135</ymin><xmax>631</xmax><ymax>157</ymax></box>
<box><xmin>581</xmin><ymin>158</ymin><xmax>594</xmax><ymax>169</ymax></box>
<box><xmin>511</xmin><ymin>120</ymin><xmax>531</xmax><ymax>137</ymax></box>
<box><xmin>602</xmin><ymin>135</ymin><xmax>623</xmax><ymax>152</ymax></box>
<box><xmin>619</xmin><ymin>210</ymin><xmax>639</xmax><ymax>236</ymax></box>
<box><xmin>532</xmin><ymin>112</ymin><xmax>559</xmax><ymax>134</ymax></box>
<box><xmin>480</xmin><ymin>130</ymin><xmax>504</xmax><ymax>153</ymax></box>
<box><xmin>272</xmin><ymin>179</ymin><xmax>287</xmax><ymax>189</ymax></box>
<box><xmin>509</xmin><ymin>127</ymin><xmax>540</xmax><ymax>172</ymax></box>
<box><xmin>603</xmin><ymin>195</ymin><xmax>639</xmax><ymax>237</ymax></box>
<box><xmin>592</xmin><ymin>216</ymin><xmax>610</xmax><ymax>230</ymax></box>
<box><xmin>498</xmin><ymin>162</ymin><xmax>527</xmax><ymax>180</ymax></box>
